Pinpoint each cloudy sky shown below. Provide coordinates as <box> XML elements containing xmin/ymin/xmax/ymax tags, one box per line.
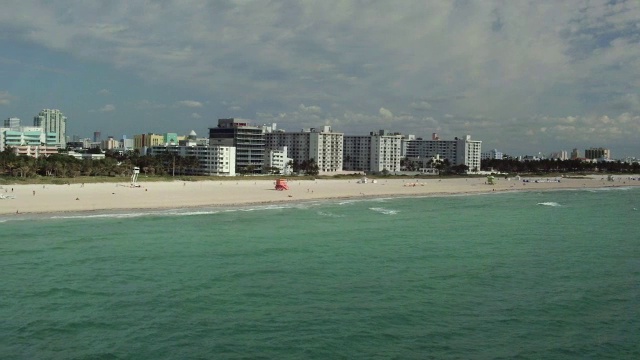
<box><xmin>1</xmin><ymin>0</ymin><xmax>639</xmax><ymax>157</ymax></box>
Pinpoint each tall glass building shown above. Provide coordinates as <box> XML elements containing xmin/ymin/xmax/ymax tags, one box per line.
<box><xmin>209</xmin><ymin>118</ymin><xmax>264</xmax><ymax>174</ymax></box>
<box><xmin>33</xmin><ymin>109</ymin><xmax>67</xmax><ymax>147</ymax></box>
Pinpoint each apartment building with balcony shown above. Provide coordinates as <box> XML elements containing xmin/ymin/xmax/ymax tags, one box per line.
<box><xmin>343</xmin><ymin>130</ymin><xmax>402</xmax><ymax>174</ymax></box>
<box><xmin>209</xmin><ymin>118</ymin><xmax>264</xmax><ymax>174</ymax></box>
<box><xmin>404</xmin><ymin>134</ymin><xmax>482</xmax><ymax>172</ymax></box>
<box><xmin>148</xmin><ymin>144</ymin><xmax>236</xmax><ymax>176</ymax></box>
<box><xmin>265</xmin><ymin>125</ymin><xmax>343</xmax><ymax>173</ymax></box>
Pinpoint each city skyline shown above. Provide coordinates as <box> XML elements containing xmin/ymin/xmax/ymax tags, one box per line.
<box><xmin>1</xmin><ymin>1</ymin><xmax>639</xmax><ymax>157</ymax></box>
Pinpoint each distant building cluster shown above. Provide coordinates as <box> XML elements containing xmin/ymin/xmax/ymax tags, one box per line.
<box><xmin>2</xmin><ymin>109</ymin><xmax>626</xmax><ymax>176</ymax></box>
<box><xmin>1</xmin><ymin>110</ymin><xmax>66</xmax><ymax>157</ymax></box>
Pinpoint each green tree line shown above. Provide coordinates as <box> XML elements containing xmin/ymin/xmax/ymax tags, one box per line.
<box><xmin>481</xmin><ymin>158</ymin><xmax>640</xmax><ymax>174</ymax></box>
<box><xmin>0</xmin><ymin>147</ymin><xmax>200</xmax><ymax>178</ymax></box>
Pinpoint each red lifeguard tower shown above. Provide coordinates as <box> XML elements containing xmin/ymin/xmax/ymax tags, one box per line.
<box><xmin>275</xmin><ymin>179</ymin><xmax>289</xmax><ymax>191</ymax></box>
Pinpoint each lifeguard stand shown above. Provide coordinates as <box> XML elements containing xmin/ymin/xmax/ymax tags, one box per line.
<box><xmin>487</xmin><ymin>176</ymin><xmax>495</xmax><ymax>185</ymax></box>
<box><xmin>275</xmin><ymin>179</ymin><xmax>289</xmax><ymax>190</ymax></box>
<box><xmin>131</xmin><ymin>167</ymin><xmax>140</xmax><ymax>187</ymax></box>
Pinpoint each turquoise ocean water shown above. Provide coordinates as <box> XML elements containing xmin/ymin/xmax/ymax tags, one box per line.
<box><xmin>1</xmin><ymin>187</ymin><xmax>639</xmax><ymax>359</ymax></box>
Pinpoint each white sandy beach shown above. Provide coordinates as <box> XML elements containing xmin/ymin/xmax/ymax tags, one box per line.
<box><xmin>1</xmin><ymin>175</ymin><xmax>638</xmax><ymax>215</ymax></box>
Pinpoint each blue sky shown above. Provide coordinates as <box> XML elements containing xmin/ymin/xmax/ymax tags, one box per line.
<box><xmin>1</xmin><ymin>0</ymin><xmax>639</xmax><ymax>157</ymax></box>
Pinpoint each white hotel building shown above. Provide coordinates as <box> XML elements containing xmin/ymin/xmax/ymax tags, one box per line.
<box><xmin>264</xmin><ymin>125</ymin><xmax>343</xmax><ymax>173</ymax></box>
<box><xmin>404</xmin><ymin>134</ymin><xmax>482</xmax><ymax>172</ymax></box>
<box><xmin>149</xmin><ymin>143</ymin><xmax>236</xmax><ymax>176</ymax></box>
<box><xmin>263</xmin><ymin>146</ymin><xmax>292</xmax><ymax>175</ymax></box>
<box><xmin>343</xmin><ymin>130</ymin><xmax>403</xmax><ymax>174</ymax></box>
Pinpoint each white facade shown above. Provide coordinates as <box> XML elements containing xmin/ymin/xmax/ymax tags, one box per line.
<box><xmin>481</xmin><ymin>149</ymin><xmax>503</xmax><ymax>160</ymax></box>
<box><xmin>67</xmin><ymin>151</ymin><xmax>106</xmax><ymax>160</ymax></box>
<box><xmin>263</xmin><ymin>146</ymin><xmax>292</xmax><ymax>174</ymax></box>
<box><xmin>344</xmin><ymin>130</ymin><xmax>402</xmax><ymax>174</ymax></box>
<box><xmin>102</xmin><ymin>137</ymin><xmax>119</xmax><ymax>150</ymax></box>
<box><xmin>265</xmin><ymin>126</ymin><xmax>343</xmax><ymax>173</ymax></box>
<box><xmin>33</xmin><ymin>109</ymin><xmax>67</xmax><ymax>148</ymax></box>
<box><xmin>149</xmin><ymin>145</ymin><xmax>236</xmax><ymax>176</ymax></box>
<box><xmin>548</xmin><ymin>150</ymin><xmax>568</xmax><ymax>160</ymax></box>
<box><xmin>309</xmin><ymin>126</ymin><xmax>343</xmax><ymax>172</ymax></box>
<box><xmin>121</xmin><ymin>138</ymin><xmax>134</xmax><ymax>151</ymax></box>
<box><xmin>405</xmin><ymin>134</ymin><xmax>482</xmax><ymax>172</ymax></box>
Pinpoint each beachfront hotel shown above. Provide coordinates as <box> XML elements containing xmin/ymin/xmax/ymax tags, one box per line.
<box><xmin>209</xmin><ymin>118</ymin><xmax>265</xmax><ymax>174</ymax></box>
<box><xmin>264</xmin><ymin>125</ymin><xmax>343</xmax><ymax>173</ymax></box>
<box><xmin>404</xmin><ymin>134</ymin><xmax>482</xmax><ymax>172</ymax></box>
<box><xmin>149</xmin><ymin>145</ymin><xmax>236</xmax><ymax>176</ymax></box>
<box><xmin>343</xmin><ymin>130</ymin><xmax>403</xmax><ymax>174</ymax></box>
<box><xmin>263</xmin><ymin>146</ymin><xmax>292</xmax><ymax>175</ymax></box>
<box><xmin>146</xmin><ymin>130</ymin><xmax>236</xmax><ymax>176</ymax></box>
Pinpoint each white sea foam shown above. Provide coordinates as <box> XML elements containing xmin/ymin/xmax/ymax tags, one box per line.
<box><xmin>586</xmin><ymin>186</ymin><xmax>634</xmax><ymax>192</ymax></box>
<box><xmin>165</xmin><ymin>210</ymin><xmax>221</xmax><ymax>216</ymax></box>
<box><xmin>537</xmin><ymin>202</ymin><xmax>561</xmax><ymax>207</ymax></box>
<box><xmin>50</xmin><ymin>212</ymin><xmax>151</xmax><ymax>219</ymax></box>
<box><xmin>369</xmin><ymin>207</ymin><xmax>398</xmax><ymax>215</ymax></box>
<box><xmin>317</xmin><ymin>211</ymin><xmax>344</xmax><ymax>218</ymax></box>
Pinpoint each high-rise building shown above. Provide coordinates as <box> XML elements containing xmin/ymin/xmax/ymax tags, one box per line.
<box><xmin>571</xmin><ymin>148</ymin><xmax>580</xmax><ymax>159</ymax></box>
<box><xmin>4</xmin><ymin>117</ymin><xmax>20</xmax><ymax>130</ymax></box>
<box><xmin>209</xmin><ymin>118</ymin><xmax>265</xmax><ymax>174</ymax></box>
<box><xmin>585</xmin><ymin>147</ymin><xmax>611</xmax><ymax>160</ymax></box>
<box><xmin>548</xmin><ymin>150</ymin><xmax>568</xmax><ymax>160</ymax></box>
<box><xmin>343</xmin><ymin>130</ymin><xmax>402</xmax><ymax>174</ymax></box>
<box><xmin>404</xmin><ymin>134</ymin><xmax>482</xmax><ymax>172</ymax></box>
<box><xmin>264</xmin><ymin>125</ymin><xmax>343</xmax><ymax>173</ymax></box>
<box><xmin>93</xmin><ymin>131</ymin><xmax>101</xmax><ymax>143</ymax></box>
<box><xmin>33</xmin><ymin>109</ymin><xmax>67</xmax><ymax>147</ymax></box>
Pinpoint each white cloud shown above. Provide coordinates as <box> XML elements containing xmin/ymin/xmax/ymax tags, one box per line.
<box><xmin>191</xmin><ymin>112</ymin><xmax>201</xmax><ymax>119</ymax></box>
<box><xmin>299</xmin><ymin>104</ymin><xmax>322</xmax><ymax>113</ymax></box>
<box><xmin>99</xmin><ymin>104</ymin><xmax>115</xmax><ymax>112</ymax></box>
<box><xmin>410</xmin><ymin>101</ymin><xmax>432</xmax><ymax>111</ymax></box>
<box><xmin>177</xmin><ymin>100</ymin><xmax>203</xmax><ymax>108</ymax></box>
<box><xmin>379</xmin><ymin>107</ymin><xmax>393</xmax><ymax>119</ymax></box>
<box><xmin>0</xmin><ymin>91</ymin><xmax>15</xmax><ymax>105</ymax></box>
<box><xmin>2</xmin><ymin>1</ymin><xmax>640</xmax><ymax>155</ymax></box>
<box><xmin>98</xmin><ymin>89</ymin><xmax>110</xmax><ymax>96</ymax></box>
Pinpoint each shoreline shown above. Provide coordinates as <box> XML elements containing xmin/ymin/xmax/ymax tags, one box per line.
<box><xmin>1</xmin><ymin>176</ymin><xmax>639</xmax><ymax>218</ymax></box>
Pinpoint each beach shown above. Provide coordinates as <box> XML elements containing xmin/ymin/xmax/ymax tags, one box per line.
<box><xmin>1</xmin><ymin>175</ymin><xmax>638</xmax><ymax>215</ymax></box>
